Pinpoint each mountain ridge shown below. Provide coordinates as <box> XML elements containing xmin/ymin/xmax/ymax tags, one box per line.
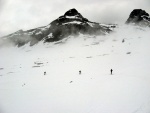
<box><xmin>1</xmin><ymin>8</ymin><xmax>150</xmax><ymax>47</ymax></box>
<box><xmin>0</xmin><ymin>8</ymin><xmax>115</xmax><ymax>47</ymax></box>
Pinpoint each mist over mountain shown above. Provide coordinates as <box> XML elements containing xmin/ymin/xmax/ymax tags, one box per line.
<box><xmin>0</xmin><ymin>23</ymin><xmax>150</xmax><ymax>113</ymax></box>
<box><xmin>0</xmin><ymin>8</ymin><xmax>115</xmax><ymax>47</ymax></box>
<box><xmin>0</xmin><ymin>8</ymin><xmax>150</xmax><ymax>48</ymax></box>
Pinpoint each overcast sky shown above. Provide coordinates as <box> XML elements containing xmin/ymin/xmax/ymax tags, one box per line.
<box><xmin>0</xmin><ymin>0</ymin><xmax>150</xmax><ymax>37</ymax></box>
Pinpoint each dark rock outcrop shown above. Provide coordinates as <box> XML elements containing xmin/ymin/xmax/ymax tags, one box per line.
<box><xmin>126</xmin><ymin>9</ymin><xmax>150</xmax><ymax>27</ymax></box>
<box><xmin>0</xmin><ymin>8</ymin><xmax>116</xmax><ymax>47</ymax></box>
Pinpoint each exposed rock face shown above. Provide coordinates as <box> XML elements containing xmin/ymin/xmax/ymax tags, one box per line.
<box><xmin>0</xmin><ymin>8</ymin><xmax>116</xmax><ymax>47</ymax></box>
<box><xmin>126</xmin><ymin>9</ymin><xmax>150</xmax><ymax>27</ymax></box>
<box><xmin>64</xmin><ymin>8</ymin><xmax>82</xmax><ymax>17</ymax></box>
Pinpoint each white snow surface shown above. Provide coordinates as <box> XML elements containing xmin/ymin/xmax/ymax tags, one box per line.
<box><xmin>66</xmin><ymin>16</ymin><xmax>77</xmax><ymax>19</ymax></box>
<box><xmin>62</xmin><ymin>21</ymin><xmax>82</xmax><ymax>25</ymax></box>
<box><xmin>35</xmin><ymin>31</ymin><xmax>42</xmax><ymax>35</ymax></box>
<box><xmin>39</xmin><ymin>24</ymin><xmax>51</xmax><ymax>31</ymax></box>
<box><xmin>0</xmin><ymin>25</ymin><xmax>150</xmax><ymax>113</ymax></box>
<box><xmin>47</xmin><ymin>33</ymin><xmax>53</xmax><ymax>38</ymax></box>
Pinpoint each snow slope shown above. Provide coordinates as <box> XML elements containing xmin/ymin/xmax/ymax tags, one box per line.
<box><xmin>0</xmin><ymin>25</ymin><xmax>150</xmax><ymax>113</ymax></box>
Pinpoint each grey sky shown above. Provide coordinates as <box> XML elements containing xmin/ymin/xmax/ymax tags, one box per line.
<box><xmin>0</xmin><ymin>0</ymin><xmax>150</xmax><ymax>37</ymax></box>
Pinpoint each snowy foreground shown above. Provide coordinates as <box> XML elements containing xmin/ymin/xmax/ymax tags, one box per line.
<box><xmin>0</xmin><ymin>25</ymin><xmax>150</xmax><ymax>113</ymax></box>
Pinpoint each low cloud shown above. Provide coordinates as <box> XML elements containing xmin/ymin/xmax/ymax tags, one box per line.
<box><xmin>0</xmin><ymin>0</ymin><xmax>150</xmax><ymax>37</ymax></box>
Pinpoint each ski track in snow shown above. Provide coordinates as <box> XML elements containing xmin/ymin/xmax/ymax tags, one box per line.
<box><xmin>0</xmin><ymin>25</ymin><xmax>150</xmax><ymax>113</ymax></box>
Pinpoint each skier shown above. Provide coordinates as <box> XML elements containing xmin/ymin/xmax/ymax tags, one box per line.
<box><xmin>79</xmin><ymin>70</ymin><xmax>81</xmax><ymax>74</ymax></box>
<box><xmin>122</xmin><ymin>39</ymin><xmax>125</xmax><ymax>43</ymax></box>
<box><xmin>110</xmin><ymin>69</ymin><xmax>113</xmax><ymax>75</ymax></box>
<box><xmin>44</xmin><ymin>71</ymin><xmax>46</xmax><ymax>75</ymax></box>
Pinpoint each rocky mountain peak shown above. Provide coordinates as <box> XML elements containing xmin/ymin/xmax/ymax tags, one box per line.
<box><xmin>57</xmin><ymin>8</ymin><xmax>85</xmax><ymax>22</ymax></box>
<box><xmin>129</xmin><ymin>9</ymin><xmax>149</xmax><ymax>18</ymax></box>
<box><xmin>64</xmin><ymin>8</ymin><xmax>80</xmax><ymax>16</ymax></box>
<box><xmin>126</xmin><ymin>9</ymin><xmax>150</xmax><ymax>26</ymax></box>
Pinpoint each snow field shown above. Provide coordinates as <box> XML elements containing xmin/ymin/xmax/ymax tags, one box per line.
<box><xmin>0</xmin><ymin>25</ymin><xmax>150</xmax><ymax>113</ymax></box>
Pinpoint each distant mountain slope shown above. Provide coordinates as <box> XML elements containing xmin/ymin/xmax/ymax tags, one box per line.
<box><xmin>0</xmin><ymin>8</ymin><xmax>116</xmax><ymax>47</ymax></box>
<box><xmin>126</xmin><ymin>9</ymin><xmax>150</xmax><ymax>27</ymax></box>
